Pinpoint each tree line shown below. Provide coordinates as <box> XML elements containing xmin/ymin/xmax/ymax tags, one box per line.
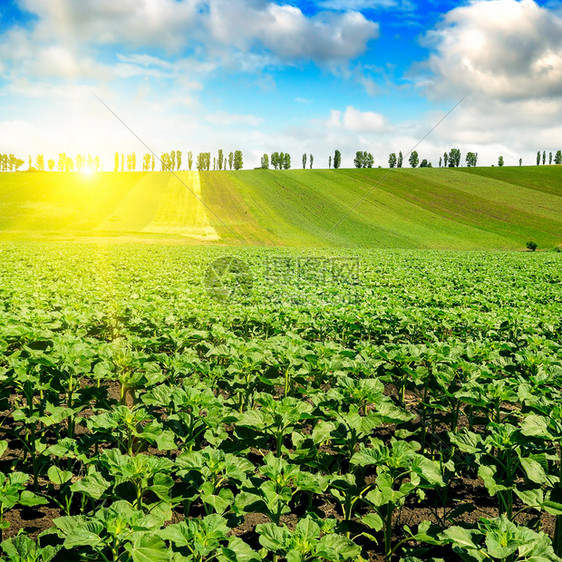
<box><xmin>2</xmin><ymin>147</ymin><xmax>562</xmax><ymax>172</ymax></box>
<box><xmin>537</xmin><ymin>150</ymin><xmax>562</xmax><ymax>165</ymax></box>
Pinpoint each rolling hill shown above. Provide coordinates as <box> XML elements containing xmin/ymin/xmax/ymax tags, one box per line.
<box><xmin>0</xmin><ymin>167</ymin><xmax>560</xmax><ymax>249</ymax></box>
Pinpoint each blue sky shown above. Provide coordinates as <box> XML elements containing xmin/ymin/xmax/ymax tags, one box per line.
<box><xmin>1</xmin><ymin>0</ymin><xmax>561</xmax><ymax>169</ymax></box>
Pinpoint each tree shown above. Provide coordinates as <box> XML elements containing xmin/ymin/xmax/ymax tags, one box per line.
<box><xmin>448</xmin><ymin>148</ymin><xmax>461</xmax><ymax>167</ymax></box>
<box><xmin>187</xmin><ymin>151</ymin><xmax>193</xmax><ymax>171</ymax></box>
<box><xmin>354</xmin><ymin>151</ymin><xmax>374</xmax><ymax>168</ymax></box>
<box><xmin>283</xmin><ymin>153</ymin><xmax>291</xmax><ymax>170</ymax></box>
<box><xmin>233</xmin><ymin>150</ymin><xmax>243</xmax><ymax>170</ymax></box>
<box><xmin>271</xmin><ymin>152</ymin><xmax>279</xmax><ymax>170</ymax></box>
<box><xmin>542</xmin><ymin>151</ymin><xmax>546</xmax><ymax>165</ymax></box>
<box><xmin>519</xmin><ymin>158</ymin><xmax>522</xmax><ymax>166</ymax></box>
<box><xmin>302</xmin><ymin>153</ymin><xmax>307</xmax><ymax>169</ymax></box>
<box><xmin>76</xmin><ymin>154</ymin><xmax>84</xmax><ymax>172</ymax></box>
<box><xmin>397</xmin><ymin>151</ymin><xmax>403</xmax><ymax>168</ymax></box>
<box><xmin>58</xmin><ymin>153</ymin><xmax>66</xmax><ymax>172</ymax></box>
<box><xmin>309</xmin><ymin>154</ymin><xmax>313</xmax><ymax>169</ymax></box>
<box><xmin>36</xmin><ymin>154</ymin><xmax>45</xmax><ymax>171</ymax></box>
<box><xmin>328</xmin><ymin>155</ymin><xmax>332</xmax><ymax>169</ymax></box>
<box><xmin>419</xmin><ymin>159</ymin><xmax>431</xmax><ymax>168</ymax></box>
<box><xmin>217</xmin><ymin>150</ymin><xmax>223</xmax><ymax>171</ymax></box>
<box><xmin>47</xmin><ymin>159</ymin><xmax>55</xmax><ymax>171</ymax></box>
<box><xmin>549</xmin><ymin>152</ymin><xmax>552</xmax><ymax>165</ymax></box>
<box><xmin>170</xmin><ymin>151</ymin><xmax>176</xmax><ymax>171</ymax></box>
<box><xmin>177</xmin><ymin>150</ymin><xmax>182</xmax><ymax>170</ymax></box>
<box><xmin>409</xmin><ymin>150</ymin><xmax>419</xmax><ymax>168</ymax></box>
<box><xmin>121</xmin><ymin>154</ymin><xmax>124</xmax><ymax>172</ymax></box>
<box><xmin>498</xmin><ymin>155</ymin><xmax>504</xmax><ymax>167</ymax></box>
<box><xmin>196</xmin><ymin>152</ymin><xmax>205</xmax><ymax>171</ymax></box>
<box><xmin>228</xmin><ymin>152</ymin><xmax>234</xmax><ymax>170</ymax></box>
<box><xmin>143</xmin><ymin>153</ymin><xmax>151</xmax><ymax>171</ymax></box>
<box><xmin>555</xmin><ymin>150</ymin><xmax>562</xmax><ymax>165</ymax></box>
<box><xmin>95</xmin><ymin>156</ymin><xmax>100</xmax><ymax>172</ymax></box>
<box><xmin>439</xmin><ymin>156</ymin><xmax>442</xmax><ymax>168</ymax></box>
<box><xmin>465</xmin><ymin>152</ymin><xmax>478</xmax><ymax>167</ymax></box>
<box><xmin>536</xmin><ymin>151</ymin><xmax>541</xmax><ymax>165</ymax></box>
<box><xmin>15</xmin><ymin>158</ymin><xmax>25</xmax><ymax>171</ymax></box>
<box><xmin>388</xmin><ymin>153</ymin><xmax>397</xmax><ymax>168</ymax></box>
<box><xmin>443</xmin><ymin>152</ymin><xmax>448</xmax><ymax>167</ymax></box>
<box><xmin>114</xmin><ymin>152</ymin><xmax>119</xmax><ymax>172</ymax></box>
<box><xmin>151</xmin><ymin>155</ymin><xmax>155</xmax><ymax>171</ymax></box>
<box><xmin>261</xmin><ymin>154</ymin><xmax>269</xmax><ymax>169</ymax></box>
<box><xmin>334</xmin><ymin>150</ymin><xmax>341</xmax><ymax>169</ymax></box>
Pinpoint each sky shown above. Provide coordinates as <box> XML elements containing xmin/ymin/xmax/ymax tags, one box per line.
<box><xmin>1</xmin><ymin>0</ymin><xmax>562</xmax><ymax>169</ymax></box>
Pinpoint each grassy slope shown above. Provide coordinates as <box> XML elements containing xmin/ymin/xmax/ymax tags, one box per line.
<box><xmin>202</xmin><ymin>167</ymin><xmax>562</xmax><ymax>248</ymax></box>
<box><xmin>0</xmin><ymin>167</ymin><xmax>560</xmax><ymax>248</ymax></box>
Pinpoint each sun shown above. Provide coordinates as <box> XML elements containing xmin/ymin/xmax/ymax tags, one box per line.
<box><xmin>82</xmin><ymin>165</ymin><xmax>95</xmax><ymax>177</ymax></box>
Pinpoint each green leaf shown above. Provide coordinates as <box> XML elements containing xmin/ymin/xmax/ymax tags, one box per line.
<box><xmin>439</xmin><ymin>526</ymin><xmax>479</xmax><ymax>550</ymax></box>
<box><xmin>222</xmin><ymin>537</ymin><xmax>261</xmax><ymax>562</ymax></box>
<box><xmin>520</xmin><ymin>457</ymin><xmax>548</xmax><ymax>485</ymax></box>
<box><xmin>542</xmin><ymin>500</ymin><xmax>562</xmax><ymax>516</ymax></box>
<box><xmin>362</xmin><ymin>513</ymin><xmax>383</xmax><ymax>531</ymax></box>
<box><xmin>19</xmin><ymin>490</ymin><xmax>49</xmax><ymax>507</ymax></box>
<box><xmin>514</xmin><ymin>487</ymin><xmax>543</xmax><ymax>508</ymax></box>
<box><xmin>155</xmin><ymin>430</ymin><xmax>177</xmax><ymax>451</ymax></box>
<box><xmin>48</xmin><ymin>466</ymin><xmax>73</xmax><ymax>485</ymax></box>
<box><xmin>125</xmin><ymin>533</ymin><xmax>170</xmax><ymax>562</ymax></box>
<box><xmin>1</xmin><ymin>534</ymin><xmax>36</xmax><ymax>559</ymax></box>
<box><xmin>520</xmin><ymin>415</ymin><xmax>550</xmax><ymax>438</ymax></box>
<box><xmin>318</xmin><ymin>534</ymin><xmax>362</xmax><ymax>560</ymax></box>
<box><xmin>294</xmin><ymin>517</ymin><xmax>320</xmax><ymax>541</ymax></box>
<box><xmin>478</xmin><ymin>465</ymin><xmax>506</xmax><ymax>496</ymax></box>
<box><xmin>256</xmin><ymin>523</ymin><xmax>289</xmax><ymax>552</ymax></box>
<box><xmin>483</xmin><ymin>518</ymin><xmax>520</xmax><ymax>559</ymax></box>
<box><xmin>70</xmin><ymin>471</ymin><xmax>111</xmax><ymax>500</ymax></box>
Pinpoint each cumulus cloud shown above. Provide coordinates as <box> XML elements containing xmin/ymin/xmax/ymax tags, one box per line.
<box><xmin>13</xmin><ymin>0</ymin><xmax>378</xmax><ymax>66</ymax></box>
<box><xmin>19</xmin><ymin>0</ymin><xmax>201</xmax><ymax>52</ymax></box>
<box><xmin>329</xmin><ymin>106</ymin><xmax>391</xmax><ymax>133</ymax></box>
<box><xmin>208</xmin><ymin>1</ymin><xmax>378</xmax><ymax>62</ymax></box>
<box><xmin>423</xmin><ymin>0</ymin><xmax>562</xmax><ymax>100</ymax></box>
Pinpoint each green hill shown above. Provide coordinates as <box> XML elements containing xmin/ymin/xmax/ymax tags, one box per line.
<box><xmin>0</xmin><ymin>167</ymin><xmax>560</xmax><ymax>249</ymax></box>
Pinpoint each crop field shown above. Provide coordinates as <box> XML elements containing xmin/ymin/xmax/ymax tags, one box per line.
<box><xmin>0</xmin><ymin>242</ymin><xmax>561</xmax><ymax>561</ymax></box>
<box><xmin>1</xmin><ymin>167</ymin><xmax>561</xmax><ymax>249</ymax></box>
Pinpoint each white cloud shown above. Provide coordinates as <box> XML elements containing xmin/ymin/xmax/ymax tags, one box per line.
<box><xmin>19</xmin><ymin>0</ymin><xmax>201</xmax><ymax>52</ymax></box>
<box><xmin>13</xmin><ymin>0</ymin><xmax>378</xmax><ymax>67</ymax></box>
<box><xmin>423</xmin><ymin>0</ymin><xmax>562</xmax><ymax>100</ymax></box>
<box><xmin>208</xmin><ymin>1</ymin><xmax>378</xmax><ymax>62</ymax></box>
<box><xmin>329</xmin><ymin>106</ymin><xmax>391</xmax><ymax>132</ymax></box>
<box><xmin>410</xmin><ymin>0</ymin><xmax>562</xmax><ymax>162</ymax></box>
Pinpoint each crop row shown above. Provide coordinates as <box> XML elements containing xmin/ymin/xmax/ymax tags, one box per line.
<box><xmin>0</xmin><ymin>243</ymin><xmax>560</xmax><ymax>561</ymax></box>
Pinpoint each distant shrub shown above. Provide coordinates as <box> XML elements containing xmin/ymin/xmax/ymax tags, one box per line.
<box><xmin>526</xmin><ymin>241</ymin><xmax>538</xmax><ymax>252</ymax></box>
<box><xmin>554</xmin><ymin>246</ymin><xmax>561</xmax><ymax>253</ymax></box>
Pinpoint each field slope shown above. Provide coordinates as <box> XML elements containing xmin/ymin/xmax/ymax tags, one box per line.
<box><xmin>0</xmin><ymin>167</ymin><xmax>560</xmax><ymax>248</ymax></box>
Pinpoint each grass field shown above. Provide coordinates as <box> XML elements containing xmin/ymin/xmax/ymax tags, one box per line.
<box><xmin>0</xmin><ymin>167</ymin><xmax>560</xmax><ymax>249</ymax></box>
